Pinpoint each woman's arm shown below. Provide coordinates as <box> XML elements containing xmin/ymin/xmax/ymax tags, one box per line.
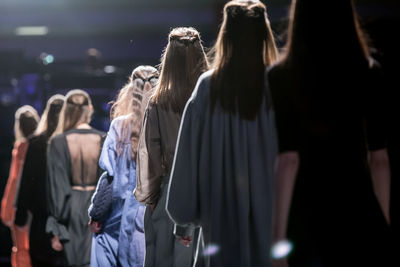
<box><xmin>368</xmin><ymin>148</ymin><xmax>391</xmax><ymax>225</ymax></box>
<box><xmin>135</xmin><ymin>105</ymin><xmax>164</xmax><ymax>206</ymax></box>
<box><xmin>46</xmin><ymin>135</ymin><xmax>72</xmax><ymax>249</ymax></box>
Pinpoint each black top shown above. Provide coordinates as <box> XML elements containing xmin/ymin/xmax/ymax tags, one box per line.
<box><xmin>268</xmin><ymin>62</ymin><xmax>390</xmax><ymax>265</ymax></box>
<box><xmin>15</xmin><ymin>132</ymin><xmax>64</xmax><ymax>263</ymax></box>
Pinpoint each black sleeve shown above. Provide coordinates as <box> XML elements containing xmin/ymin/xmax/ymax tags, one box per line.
<box><xmin>46</xmin><ymin>135</ymin><xmax>72</xmax><ymax>241</ymax></box>
<box><xmin>364</xmin><ymin>67</ymin><xmax>388</xmax><ymax>151</ymax></box>
<box><xmin>268</xmin><ymin>68</ymin><xmax>300</xmax><ymax>153</ymax></box>
<box><xmin>14</xmin><ymin>141</ymin><xmax>35</xmax><ymax>226</ymax></box>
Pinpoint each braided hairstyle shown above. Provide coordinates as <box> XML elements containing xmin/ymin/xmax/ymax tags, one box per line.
<box><xmin>110</xmin><ymin>65</ymin><xmax>159</xmax><ymax>160</ymax></box>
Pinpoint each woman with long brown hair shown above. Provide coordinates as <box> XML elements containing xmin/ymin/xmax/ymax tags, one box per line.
<box><xmin>46</xmin><ymin>89</ymin><xmax>104</xmax><ymax>267</ymax></box>
<box><xmin>268</xmin><ymin>0</ymin><xmax>391</xmax><ymax>266</ymax></box>
<box><xmin>89</xmin><ymin>65</ymin><xmax>158</xmax><ymax>267</ymax></box>
<box><xmin>165</xmin><ymin>1</ymin><xmax>278</xmax><ymax>266</ymax></box>
<box><xmin>135</xmin><ymin>27</ymin><xmax>209</xmax><ymax>267</ymax></box>
<box><xmin>1</xmin><ymin>105</ymin><xmax>39</xmax><ymax>267</ymax></box>
<box><xmin>15</xmin><ymin>94</ymin><xmax>65</xmax><ymax>267</ymax></box>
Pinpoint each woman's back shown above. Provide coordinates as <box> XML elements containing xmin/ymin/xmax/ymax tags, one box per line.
<box><xmin>268</xmin><ymin>61</ymin><xmax>389</xmax><ymax>265</ymax></box>
<box><xmin>268</xmin><ymin>62</ymin><xmax>385</xmax><ymax>202</ymax></box>
<box><xmin>64</xmin><ymin>128</ymin><xmax>103</xmax><ymax>186</ymax></box>
<box><xmin>47</xmin><ymin>127</ymin><xmax>104</xmax><ymax>266</ymax></box>
<box><xmin>168</xmin><ymin>71</ymin><xmax>277</xmax><ymax>266</ymax></box>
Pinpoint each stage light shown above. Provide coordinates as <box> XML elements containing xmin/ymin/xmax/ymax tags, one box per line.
<box><xmin>104</xmin><ymin>65</ymin><xmax>116</xmax><ymax>74</ymax></box>
<box><xmin>203</xmin><ymin>243</ymin><xmax>220</xmax><ymax>256</ymax></box>
<box><xmin>15</xmin><ymin>26</ymin><xmax>49</xmax><ymax>36</ymax></box>
<box><xmin>271</xmin><ymin>239</ymin><xmax>293</xmax><ymax>260</ymax></box>
<box><xmin>40</xmin><ymin>53</ymin><xmax>54</xmax><ymax>65</ymax></box>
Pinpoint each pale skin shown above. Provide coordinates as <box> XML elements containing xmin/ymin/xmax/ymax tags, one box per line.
<box><xmin>271</xmin><ymin>149</ymin><xmax>391</xmax><ymax>267</ymax></box>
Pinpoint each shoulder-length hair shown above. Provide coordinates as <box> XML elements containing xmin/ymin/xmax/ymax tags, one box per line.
<box><xmin>152</xmin><ymin>27</ymin><xmax>209</xmax><ymax>114</ymax></box>
<box><xmin>51</xmin><ymin>89</ymin><xmax>93</xmax><ymax>139</ymax></box>
<box><xmin>210</xmin><ymin>0</ymin><xmax>278</xmax><ymax>120</ymax></box>
<box><xmin>110</xmin><ymin>65</ymin><xmax>159</xmax><ymax>160</ymax></box>
<box><xmin>35</xmin><ymin>94</ymin><xmax>65</xmax><ymax>138</ymax></box>
<box><xmin>14</xmin><ymin>105</ymin><xmax>39</xmax><ymax>142</ymax></box>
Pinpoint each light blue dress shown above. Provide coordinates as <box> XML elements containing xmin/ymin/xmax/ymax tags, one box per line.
<box><xmin>90</xmin><ymin>115</ymin><xmax>146</xmax><ymax>267</ymax></box>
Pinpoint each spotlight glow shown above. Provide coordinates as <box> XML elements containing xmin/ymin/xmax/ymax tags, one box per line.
<box><xmin>271</xmin><ymin>240</ymin><xmax>293</xmax><ymax>260</ymax></box>
<box><xmin>203</xmin><ymin>244</ymin><xmax>220</xmax><ymax>256</ymax></box>
<box><xmin>104</xmin><ymin>65</ymin><xmax>116</xmax><ymax>73</ymax></box>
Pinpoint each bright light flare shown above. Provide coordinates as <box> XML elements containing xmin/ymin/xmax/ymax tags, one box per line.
<box><xmin>203</xmin><ymin>243</ymin><xmax>220</xmax><ymax>256</ymax></box>
<box><xmin>15</xmin><ymin>26</ymin><xmax>49</xmax><ymax>36</ymax></box>
<box><xmin>271</xmin><ymin>240</ymin><xmax>293</xmax><ymax>260</ymax></box>
<box><xmin>104</xmin><ymin>65</ymin><xmax>116</xmax><ymax>73</ymax></box>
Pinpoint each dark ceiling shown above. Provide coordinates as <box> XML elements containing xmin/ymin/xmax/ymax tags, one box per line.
<box><xmin>0</xmin><ymin>0</ymin><xmax>398</xmax><ymax>63</ymax></box>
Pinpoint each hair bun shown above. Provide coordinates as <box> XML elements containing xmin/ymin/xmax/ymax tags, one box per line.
<box><xmin>67</xmin><ymin>97</ymin><xmax>89</xmax><ymax>107</ymax></box>
<box><xmin>170</xmin><ymin>35</ymin><xmax>199</xmax><ymax>46</ymax></box>
<box><xmin>226</xmin><ymin>5</ymin><xmax>245</xmax><ymax>17</ymax></box>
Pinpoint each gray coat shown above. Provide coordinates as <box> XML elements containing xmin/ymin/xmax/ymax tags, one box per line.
<box><xmin>135</xmin><ymin>102</ymin><xmax>200</xmax><ymax>267</ymax></box>
<box><xmin>166</xmin><ymin>70</ymin><xmax>278</xmax><ymax>267</ymax></box>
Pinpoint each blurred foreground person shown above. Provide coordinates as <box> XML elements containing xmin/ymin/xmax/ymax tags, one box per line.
<box><xmin>135</xmin><ymin>27</ymin><xmax>209</xmax><ymax>267</ymax></box>
<box><xmin>1</xmin><ymin>105</ymin><xmax>39</xmax><ymax>267</ymax></box>
<box><xmin>89</xmin><ymin>66</ymin><xmax>159</xmax><ymax>267</ymax></box>
<box><xmin>268</xmin><ymin>0</ymin><xmax>392</xmax><ymax>266</ymax></box>
<box><xmin>166</xmin><ymin>1</ymin><xmax>279</xmax><ymax>266</ymax></box>
<box><xmin>15</xmin><ymin>95</ymin><xmax>65</xmax><ymax>267</ymax></box>
<box><xmin>46</xmin><ymin>89</ymin><xmax>104</xmax><ymax>267</ymax></box>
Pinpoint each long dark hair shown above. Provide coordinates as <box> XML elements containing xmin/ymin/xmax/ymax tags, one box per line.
<box><xmin>14</xmin><ymin>105</ymin><xmax>39</xmax><ymax>142</ymax></box>
<box><xmin>282</xmin><ymin>0</ymin><xmax>371</xmax><ymax>68</ymax></box>
<box><xmin>36</xmin><ymin>94</ymin><xmax>65</xmax><ymax>138</ymax></box>
<box><xmin>210</xmin><ymin>0</ymin><xmax>278</xmax><ymax>120</ymax></box>
<box><xmin>151</xmin><ymin>27</ymin><xmax>209</xmax><ymax>114</ymax></box>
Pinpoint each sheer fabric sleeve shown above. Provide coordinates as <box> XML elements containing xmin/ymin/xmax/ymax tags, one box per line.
<box><xmin>135</xmin><ymin>105</ymin><xmax>163</xmax><ymax>205</ymax></box>
<box><xmin>45</xmin><ymin>135</ymin><xmax>72</xmax><ymax>241</ymax></box>
<box><xmin>166</xmin><ymin>89</ymin><xmax>202</xmax><ymax>228</ymax></box>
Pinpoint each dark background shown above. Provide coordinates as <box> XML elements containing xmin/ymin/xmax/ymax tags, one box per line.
<box><xmin>0</xmin><ymin>0</ymin><xmax>399</xmax><ymax>265</ymax></box>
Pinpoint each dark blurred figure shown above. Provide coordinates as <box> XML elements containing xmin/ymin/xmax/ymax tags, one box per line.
<box><xmin>15</xmin><ymin>95</ymin><xmax>66</xmax><ymax>267</ymax></box>
<box><xmin>268</xmin><ymin>0</ymin><xmax>392</xmax><ymax>266</ymax></box>
<box><xmin>1</xmin><ymin>105</ymin><xmax>39</xmax><ymax>267</ymax></box>
<box><xmin>85</xmin><ymin>48</ymin><xmax>103</xmax><ymax>76</ymax></box>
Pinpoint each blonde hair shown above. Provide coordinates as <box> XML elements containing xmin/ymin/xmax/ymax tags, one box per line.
<box><xmin>111</xmin><ymin>65</ymin><xmax>159</xmax><ymax>160</ymax></box>
<box><xmin>14</xmin><ymin>105</ymin><xmax>39</xmax><ymax>142</ymax></box>
<box><xmin>51</xmin><ymin>89</ymin><xmax>93</xmax><ymax>139</ymax></box>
